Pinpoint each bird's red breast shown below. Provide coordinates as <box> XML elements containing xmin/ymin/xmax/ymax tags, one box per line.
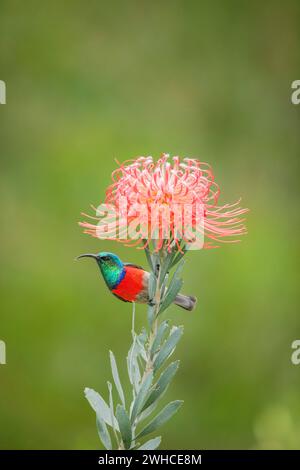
<box><xmin>112</xmin><ymin>266</ymin><xmax>148</xmax><ymax>302</ymax></box>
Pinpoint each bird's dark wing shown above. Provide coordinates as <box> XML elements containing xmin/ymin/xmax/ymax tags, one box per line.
<box><xmin>123</xmin><ymin>262</ymin><xmax>145</xmax><ymax>270</ymax></box>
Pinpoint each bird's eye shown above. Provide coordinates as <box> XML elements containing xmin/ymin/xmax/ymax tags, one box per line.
<box><xmin>102</xmin><ymin>256</ymin><xmax>109</xmax><ymax>261</ymax></box>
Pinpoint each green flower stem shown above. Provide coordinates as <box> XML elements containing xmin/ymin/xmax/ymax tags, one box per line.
<box><xmin>145</xmin><ymin>258</ymin><xmax>162</xmax><ymax>375</ymax></box>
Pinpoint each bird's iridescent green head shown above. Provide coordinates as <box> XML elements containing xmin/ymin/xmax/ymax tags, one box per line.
<box><xmin>77</xmin><ymin>251</ymin><xmax>124</xmax><ymax>289</ymax></box>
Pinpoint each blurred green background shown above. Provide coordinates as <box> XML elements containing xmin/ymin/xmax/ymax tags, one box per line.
<box><xmin>1</xmin><ymin>0</ymin><xmax>300</xmax><ymax>450</ymax></box>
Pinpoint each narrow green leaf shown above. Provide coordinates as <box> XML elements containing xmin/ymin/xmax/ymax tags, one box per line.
<box><xmin>96</xmin><ymin>416</ymin><xmax>112</xmax><ymax>450</ymax></box>
<box><xmin>138</xmin><ymin>401</ymin><xmax>158</xmax><ymax>423</ymax></box>
<box><xmin>173</xmin><ymin>258</ymin><xmax>185</xmax><ymax>279</ymax></box>
<box><xmin>137</xmin><ymin>401</ymin><xmax>183</xmax><ymax>438</ymax></box>
<box><xmin>170</xmin><ymin>245</ymin><xmax>186</xmax><ymax>268</ymax></box>
<box><xmin>127</xmin><ymin>339</ymin><xmax>142</xmax><ymax>392</ymax></box>
<box><xmin>137</xmin><ymin>328</ymin><xmax>147</xmax><ymax>347</ymax></box>
<box><xmin>143</xmin><ymin>361</ymin><xmax>179</xmax><ymax>410</ymax></box>
<box><xmin>159</xmin><ymin>252</ymin><xmax>175</xmax><ymax>287</ymax></box>
<box><xmin>127</xmin><ymin>337</ymin><xmax>137</xmax><ymax>385</ymax></box>
<box><xmin>131</xmin><ymin>372</ymin><xmax>153</xmax><ymax>423</ymax></box>
<box><xmin>160</xmin><ymin>260</ymin><xmax>184</xmax><ymax>310</ymax></box>
<box><xmin>160</xmin><ymin>273</ymin><xmax>169</xmax><ymax>298</ymax></box>
<box><xmin>150</xmin><ymin>320</ymin><xmax>169</xmax><ymax>358</ymax></box>
<box><xmin>136</xmin><ymin>341</ymin><xmax>147</xmax><ymax>362</ymax></box>
<box><xmin>159</xmin><ymin>278</ymin><xmax>183</xmax><ymax>314</ymax></box>
<box><xmin>148</xmin><ymin>273</ymin><xmax>157</xmax><ymax>301</ymax></box>
<box><xmin>151</xmin><ymin>252</ymin><xmax>160</xmax><ymax>277</ymax></box>
<box><xmin>136</xmin><ymin>329</ymin><xmax>148</xmax><ymax>361</ymax></box>
<box><xmin>132</xmin><ymin>359</ymin><xmax>141</xmax><ymax>393</ymax></box>
<box><xmin>137</xmin><ymin>436</ymin><xmax>161</xmax><ymax>450</ymax></box>
<box><xmin>116</xmin><ymin>405</ymin><xmax>132</xmax><ymax>450</ymax></box>
<box><xmin>153</xmin><ymin>326</ymin><xmax>183</xmax><ymax>372</ymax></box>
<box><xmin>107</xmin><ymin>381</ymin><xmax>120</xmax><ymax>447</ymax></box>
<box><xmin>109</xmin><ymin>351</ymin><xmax>125</xmax><ymax>407</ymax></box>
<box><xmin>84</xmin><ymin>387</ymin><xmax>119</xmax><ymax>431</ymax></box>
<box><xmin>143</xmin><ymin>241</ymin><xmax>154</xmax><ymax>272</ymax></box>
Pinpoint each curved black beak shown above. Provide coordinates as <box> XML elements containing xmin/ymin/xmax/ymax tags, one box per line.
<box><xmin>76</xmin><ymin>253</ymin><xmax>99</xmax><ymax>261</ymax></box>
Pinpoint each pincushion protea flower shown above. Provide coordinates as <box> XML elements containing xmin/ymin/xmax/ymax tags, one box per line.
<box><xmin>80</xmin><ymin>153</ymin><xmax>248</xmax><ymax>251</ymax></box>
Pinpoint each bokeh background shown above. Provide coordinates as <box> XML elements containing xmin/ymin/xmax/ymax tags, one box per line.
<box><xmin>1</xmin><ymin>0</ymin><xmax>300</xmax><ymax>449</ymax></box>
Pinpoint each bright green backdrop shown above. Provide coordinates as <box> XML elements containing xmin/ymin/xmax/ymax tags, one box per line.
<box><xmin>1</xmin><ymin>0</ymin><xmax>300</xmax><ymax>449</ymax></box>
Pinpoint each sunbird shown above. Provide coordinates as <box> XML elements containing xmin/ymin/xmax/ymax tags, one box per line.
<box><xmin>77</xmin><ymin>251</ymin><xmax>197</xmax><ymax>311</ymax></box>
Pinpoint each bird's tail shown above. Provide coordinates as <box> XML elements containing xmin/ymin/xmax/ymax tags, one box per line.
<box><xmin>174</xmin><ymin>294</ymin><xmax>197</xmax><ymax>311</ymax></box>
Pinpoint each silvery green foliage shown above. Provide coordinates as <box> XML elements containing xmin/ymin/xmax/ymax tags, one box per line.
<box><xmin>85</xmin><ymin>245</ymin><xmax>186</xmax><ymax>450</ymax></box>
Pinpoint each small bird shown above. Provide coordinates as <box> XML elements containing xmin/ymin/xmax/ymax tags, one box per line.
<box><xmin>77</xmin><ymin>251</ymin><xmax>197</xmax><ymax>311</ymax></box>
